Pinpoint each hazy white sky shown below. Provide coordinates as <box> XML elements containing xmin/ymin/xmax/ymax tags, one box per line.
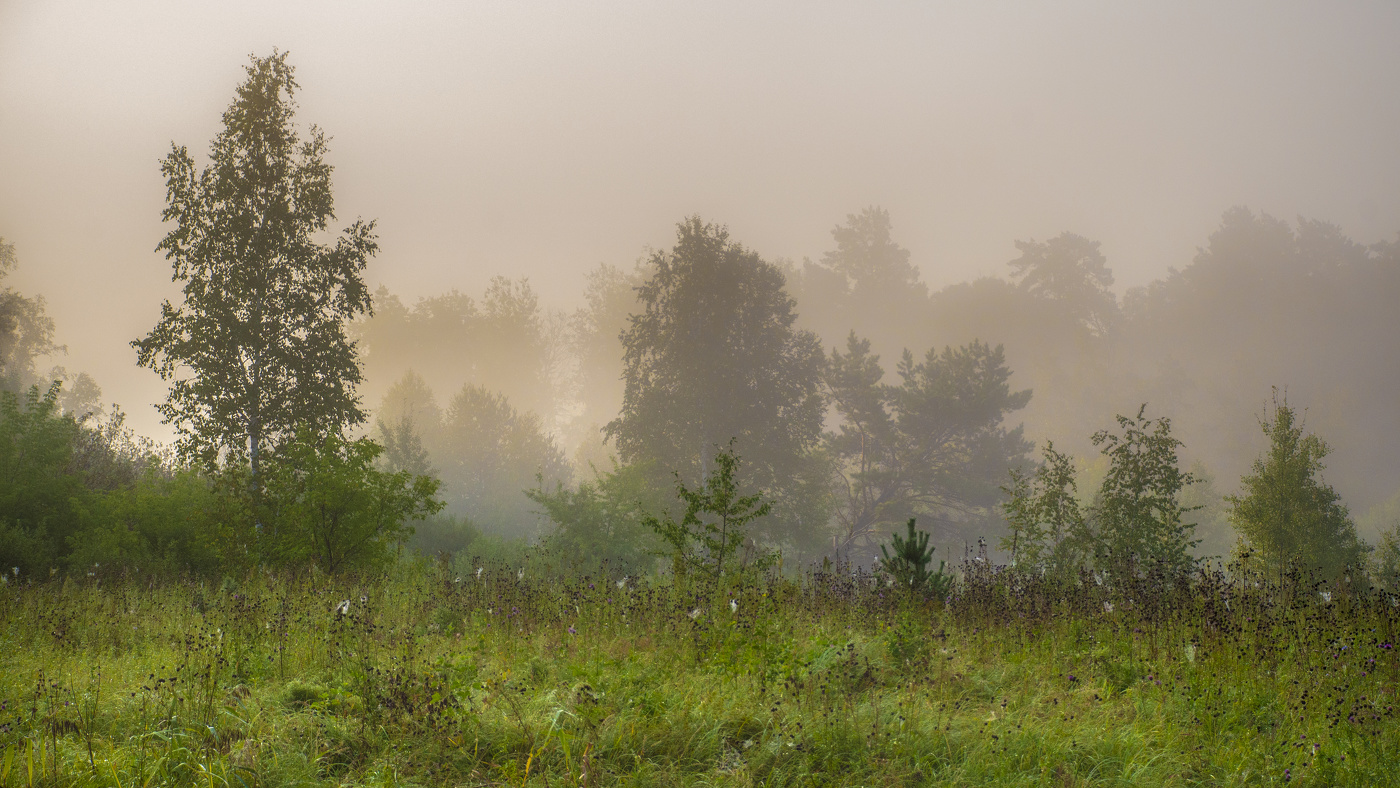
<box><xmin>2</xmin><ymin>0</ymin><xmax>1399</xmax><ymax>440</ymax></box>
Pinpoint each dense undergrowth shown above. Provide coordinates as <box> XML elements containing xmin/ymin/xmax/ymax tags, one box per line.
<box><xmin>1</xmin><ymin>558</ymin><xmax>1397</xmax><ymax>787</ymax></box>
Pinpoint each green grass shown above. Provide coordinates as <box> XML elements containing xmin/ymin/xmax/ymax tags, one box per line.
<box><xmin>1</xmin><ymin>560</ymin><xmax>1397</xmax><ymax>787</ymax></box>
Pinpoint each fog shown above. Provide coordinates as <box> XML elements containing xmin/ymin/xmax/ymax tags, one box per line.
<box><xmin>4</xmin><ymin>2</ymin><xmax>1400</xmax><ymax>548</ymax></box>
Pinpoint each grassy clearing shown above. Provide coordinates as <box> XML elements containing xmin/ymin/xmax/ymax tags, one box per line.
<box><xmin>1</xmin><ymin>560</ymin><xmax>1397</xmax><ymax>787</ymax></box>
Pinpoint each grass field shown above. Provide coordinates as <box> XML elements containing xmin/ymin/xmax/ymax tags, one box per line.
<box><xmin>1</xmin><ymin>559</ymin><xmax>1397</xmax><ymax>787</ymax></box>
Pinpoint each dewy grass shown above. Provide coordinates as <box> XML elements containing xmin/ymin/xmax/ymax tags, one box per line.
<box><xmin>1</xmin><ymin>559</ymin><xmax>1397</xmax><ymax>787</ymax></box>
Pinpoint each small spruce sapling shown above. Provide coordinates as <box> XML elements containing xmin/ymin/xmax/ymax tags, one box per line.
<box><xmin>880</xmin><ymin>518</ymin><xmax>952</xmax><ymax>597</ymax></box>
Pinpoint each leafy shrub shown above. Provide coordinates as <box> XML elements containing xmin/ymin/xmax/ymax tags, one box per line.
<box><xmin>529</xmin><ymin>460</ymin><xmax>667</xmax><ymax>575</ymax></box>
<box><xmin>261</xmin><ymin>430</ymin><xmax>443</xmax><ymax>572</ymax></box>
<box><xmin>0</xmin><ymin>383</ymin><xmax>87</xmax><ymax>574</ymax></box>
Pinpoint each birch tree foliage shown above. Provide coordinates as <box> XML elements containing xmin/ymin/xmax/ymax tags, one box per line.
<box><xmin>133</xmin><ymin>51</ymin><xmax>377</xmax><ymax>474</ymax></box>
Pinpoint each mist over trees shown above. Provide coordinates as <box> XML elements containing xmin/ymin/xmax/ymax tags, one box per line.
<box><xmin>607</xmin><ymin>218</ymin><xmax>828</xmax><ymax>552</ymax></box>
<box><xmin>5</xmin><ymin>50</ymin><xmax>1400</xmax><ymax>584</ymax></box>
<box><xmin>308</xmin><ymin>200</ymin><xmax>1400</xmax><ymax>575</ymax></box>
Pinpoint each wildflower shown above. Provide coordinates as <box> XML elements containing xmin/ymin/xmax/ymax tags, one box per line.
<box><xmin>1103</xmin><ymin>601</ymin><xmax>1114</xmax><ymax>614</ymax></box>
<box><xmin>730</xmin><ymin>599</ymin><xmax>738</xmax><ymax>614</ymax></box>
<box><xmin>567</xmin><ymin>625</ymin><xmax>576</xmax><ymax>635</ymax></box>
<box><xmin>335</xmin><ymin>599</ymin><xmax>350</xmax><ymax>616</ymax></box>
<box><xmin>1320</xmin><ymin>590</ymin><xmax>1332</xmax><ymax>604</ymax></box>
<box><xmin>689</xmin><ymin>608</ymin><xmax>702</xmax><ymax>620</ymax></box>
<box><xmin>477</xmin><ymin>567</ymin><xmax>483</xmax><ymax>580</ymax></box>
<box><xmin>517</xmin><ymin>569</ymin><xmax>525</xmax><ymax>581</ymax></box>
<box><xmin>617</xmin><ymin>577</ymin><xmax>627</xmax><ymax>589</ymax></box>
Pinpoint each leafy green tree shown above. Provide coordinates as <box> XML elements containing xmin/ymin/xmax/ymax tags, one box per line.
<box><xmin>1090</xmin><ymin>405</ymin><xmax>1199</xmax><ymax>578</ymax></box>
<box><xmin>825</xmin><ymin>332</ymin><xmax>1032</xmax><ymax>558</ymax></box>
<box><xmin>261</xmin><ymin>430</ymin><xmax>442</xmax><ymax>572</ymax></box>
<box><xmin>1226</xmin><ymin>391</ymin><xmax>1367</xmax><ymax>582</ymax></box>
<box><xmin>1000</xmin><ymin>441</ymin><xmax>1090</xmax><ymax>577</ymax></box>
<box><xmin>1007</xmin><ymin>232</ymin><xmax>1118</xmax><ymax>336</ymax></box>
<box><xmin>0</xmin><ymin>383</ymin><xmax>86</xmax><ymax>574</ymax></box>
<box><xmin>643</xmin><ymin>442</ymin><xmax>774</xmax><ymax>585</ymax></box>
<box><xmin>606</xmin><ymin>217</ymin><xmax>826</xmax><ymax>548</ymax></box>
<box><xmin>133</xmin><ymin>52</ymin><xmax>377</xmax><ymax>482</ymax></box>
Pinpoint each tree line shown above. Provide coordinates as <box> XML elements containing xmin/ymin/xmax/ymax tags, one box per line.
<box><xmin>3</xmin><ymin>51</ymin><xmax>1399</xmax><ymax>588</ymax></box>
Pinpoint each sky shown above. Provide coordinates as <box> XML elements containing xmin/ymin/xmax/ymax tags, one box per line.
<box><xmin>2</xmin><ymin>0</ymin><xmax>1399</xmax><ymax>442</ymax></box>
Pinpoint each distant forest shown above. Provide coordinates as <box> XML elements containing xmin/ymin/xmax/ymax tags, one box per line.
<box><xmin>354</xmin><ymin>205</ymin><xmax>1400</xmax><ymax>561</ymax></box>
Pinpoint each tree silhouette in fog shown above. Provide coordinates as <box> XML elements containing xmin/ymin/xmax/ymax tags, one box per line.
<box><xmin>607</xmin><ymin>217</ymin><xmax>827</xmax><ymax>548</ymax></box>
<box><xmin>826</xmin><ymin>332</ymin><xmax>1032</xmax><ymax>558</ymax></box>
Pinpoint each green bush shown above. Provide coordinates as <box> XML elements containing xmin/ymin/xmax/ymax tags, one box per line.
<box><xmin>260</xmin><ymin>430</ymin><xmax>443</xmax><ymax>572</ymax></box>
<box><xmin>68</xmin><ymin>469</ymin><xmax>229</xmax><ymax>576</ymax></box>
<box><xmin>0</xmin><ymin>383</ymin><xmax>87</xmax><ymax>574</ymax></box>
<box><xmin>529</xmin><ymin>460</ymin><xmax>667</xmax><ymax>575</ymax></box>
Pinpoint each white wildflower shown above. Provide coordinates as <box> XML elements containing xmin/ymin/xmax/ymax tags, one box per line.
<box><xmin>335</xmin><ymin>599</ymin><xmax>350</xmax><ymax>616</ymax></box>
<box><xmin>517</xmin><ymin>569</ymin><xmax>525</xmax><ymax>581</ymax></box>
<box><xmin>1103</xmin><ymin>601</ymin><xmax>1114</xmax><ymax>614</ymax></box>
<box><xmin>617</xmin><ymin>576</ymin><xmax>628</xmax><ymax>589</ymax></box>
<box><xmin>730</xmin><ymin>599</ymin><xmax>738</xmax><ymax>614</ymax></box>
<box><xmin>476</xmin><ymin>567</ymin><xmax>483</xmax><ymax>580</ymax></box>
<box><xmin>1320</xmin><ymin>590</ymin><xmax>1332</xmax><ymax>604</ymax></box>
<box><xmin>688</xmin><ymin>608</ymin><xmax>702</xmax><ymax>620</ymax></box>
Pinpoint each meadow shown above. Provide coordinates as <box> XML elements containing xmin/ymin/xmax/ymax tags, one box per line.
<box><xmin>0</xmin><ymin>558</ymin><xmax>1397</xmax><ymax>787</ymax></box>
